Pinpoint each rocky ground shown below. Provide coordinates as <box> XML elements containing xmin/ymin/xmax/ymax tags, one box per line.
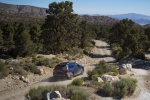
<box><xmin>0</xmin><ymin>40</ymin><xmax>149</xmax><ymax>100</ymax></box>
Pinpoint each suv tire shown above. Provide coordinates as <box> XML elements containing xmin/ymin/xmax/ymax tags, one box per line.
<box><xmin>80</xmin><ymin>69</ymin><xmax>84</xmax><ymax>75</ymax></box>
<box><xmin>68</xmin><ymin>73</ymin><xmax>74</xmax><ymax>80</ymax></box>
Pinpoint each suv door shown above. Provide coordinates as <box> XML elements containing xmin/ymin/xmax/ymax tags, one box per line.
<box><xmin>74</xmin><ymin>63</ymin><xmax>82</xmax><ymax>75</ymax></box>
<box><xmin>72</xmin><ymin>62</ymin><xmax>81</xmax><ymax>76</ymax></box>
<box><xmin>67</xmin><ymin>63</ymin><xmax>76</xmax><ymax>75</ymax></box>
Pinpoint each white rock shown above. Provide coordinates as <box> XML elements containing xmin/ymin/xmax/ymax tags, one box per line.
<box><xmin>39</xmin><ymin>68</ymin><xmax>45</xmax><ymax>75</ymax></box>
<box><xmin>97</xmin><ymin>77</ymin><xmax>104</xmax><ymax>82</ymax></box>
<box><xmin>101</xmin><ymin>75</ymin><xmax>114</xmax><ymax>82</ymax></box>
<box><xmin>20</xmin><ymin>76</ymin><xmax>29</xmax><ymax>83</ymax></box>
<box><xmin>126</xmin><ymin>64</ymin><xmax>132</xmax><ymax>71</ymax></box>
<box><xmin>113</xmin><ymin>76</ymin><xmax>119</xmax><ymax>81</ymax></box>
<box><xmin>122</xmin><ymin>64</ymin><xmax>132</xmax><ymax>71</ymax></box>
<box><xmin>47</xmin><ymin>91</ymin><xmax>62</xmax><ymax>100</ymax></box>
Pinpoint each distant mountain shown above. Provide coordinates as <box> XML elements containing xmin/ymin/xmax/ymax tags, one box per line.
<box><xmin>0</xmin><ymin>2</ymin><xmax>118</xmax><ymax>25</ymax></box>
<box><xmin>107</xmin><ymin>13</ymin><xmax>150</xmax><ymax>25</ymax></box>
<box><xmin>0</xmin><ymin>2</ymin><xmax>46</xmax><ymax>16</ymax></box>
<box><xmin>0</xmin><ymin>2</ymin><xmax>47</xmax><ymax>22</ymax></box>
<box><xmin>79</xmin><ymin>15</ymin><xmax>118</xmax><ymax>25</ymax></box>
<box><xmin>143</xmin><ymin>24</ymin><xmax>150</xmax><ymax>28</ymax></box>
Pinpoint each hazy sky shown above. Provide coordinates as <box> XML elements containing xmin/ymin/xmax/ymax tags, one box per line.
<box><xmin>0</xmin><ymin>0</ymin><xmax>149</xmax><ymax>15</ymax></box>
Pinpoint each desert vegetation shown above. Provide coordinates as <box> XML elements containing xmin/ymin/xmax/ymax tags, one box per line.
<box><xmin>26</xmin><ymin>85</ymin><xmax>89</xmax><ymax>100</ymax></box>
<box><xmin>87</xmin><ymin>60</ymin><xmax>119</xmax><ymax>79</ymax></box>
<box><xmin>0</xmin><ymin>56</ymin><xmax>62</xmax><ymax>78</ymax></box>
<box><xmin>67</xmin><ymin>78</ymin><xmax>84</xmax><ymax>86</ymax></box>
<box><xmin>100</xmin><ymin>78</ymin><xmax>137</xmax><ymax>98</ymax></box>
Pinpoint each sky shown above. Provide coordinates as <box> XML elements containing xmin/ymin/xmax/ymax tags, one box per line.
<box><xmin>0</xmin><ymin>0</ymin><xmax>150</xmax><ymax>16</ymax></box>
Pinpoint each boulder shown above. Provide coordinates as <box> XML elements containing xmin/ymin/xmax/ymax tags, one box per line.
<box><xmin>47</xmin><ymin>91</ymin><xmax>62</xmax><ymax>100</ymax></box>
<box><xmin>20</xmin><ymin>76</ymin><xmax>29</xmax><ymax>83</ymax></box>
<box><xmin>113</xmin><ymin>76</ymin><xmax>119</xmax><ymax>81</ymax></box>
<box><xmin>10</xmin><ymin>67</ymin><xmax>13</xmax><ymax>70</ymax></box>
<box><xmin>122</xmin><ymin>64</ymin><xmax>132</xmax><ymax>71</ymax></box>
<box><xmin>96</xmin><ymin>77</ymin><xmax>104</xmax><ymax>82</ymax></box>
<box><xmin>126</xmin><ymin>64</ymin><xmax>132</xmax><ymax>71</ymax></box>
<box><xmin>119</xmin><ymin>67</ymin><xmax>127</xmax><ymax>75</ymax></box>
<box><xmin>119</xmin><ymin>63</ymin><xmax>132</xmax><ymax>75</ymax></box>
<box><xmin>101</xmin><ymin>75</ymin><xmax>114</xmax><ymax>82</ymax></box>
<box><xmin>12</xmin><ymin>75</ymin><xmax>20</xmax><ymax>80</ymax></box>
<box><xmin>39</xmin><ymin>68</ymin><xmax>45</xmax><ymax>75</ymax></box>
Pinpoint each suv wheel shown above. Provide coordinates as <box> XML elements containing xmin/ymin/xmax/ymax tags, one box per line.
<box><xmin>68</xmin><ymin>73</ymin><xmax>73</xmax><ymax>80</ymax></box>
<box><xmin>80</xmin><ymin>69</ymin><xmax>84</xmax><ymax>75</ymax></box>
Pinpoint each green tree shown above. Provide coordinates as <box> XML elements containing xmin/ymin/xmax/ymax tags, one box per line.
<box><xmin>0</xmin><ymin>29</ymin><xmax>3</xmax><ymax>47</ymax></box>
<box><xmin>14</xmin><ymin>23</ymin><xmax>34</xmax><ymax>57</ymax></box>
<box><xmin>145</xmin><ymin>27</ymin><xmax>150</xmax><ymax>40</ymax></box>
<box><xmin>41</xmin><ymin>1</ymin><xmax>79</xmax><ymax>54</ymax></box>
<box><xmin>92</xmin><ymin>25</ymin><xmax>110</xmax><ymax>40</ymax></box>
<box><xmin>144</xmin><ymin>27</ymin><xmax>150</xmax><ymax>50</ymax></box>
<box><xmin>109</xmin><ymin>19</ymin><xmax>147</xmax><ymax>58</ymax></box>
<box><xmin>79</xmin><ymin>21</ymin><xmax>93</xmax><ymax>49</ymax></box>
<box><xmin>29</xmin><ymin>24</ymin><xmax>42</xmax><ymax>52</ymax></box>
<box><xmin>2</xmin><ymin>23</ymin><xmax>15</xmax><ymax>51</ymax></box>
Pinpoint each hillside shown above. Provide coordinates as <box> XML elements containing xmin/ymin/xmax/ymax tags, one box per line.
<box><xmin>0</xmin><ymin>2</ymin><xmax>46</xmax><ymax>22</ymax></box>
<box><xmin>79</xmin><ymin>15</ymin><xmax>118</xmax><ymax>25</ymax></box>
<box><xmin>0</xmin><ymin>2</ymin><xmax>46</xmax><ymax>16</ymax></box>
<box><xmin>0</xmin><ymin>2</ymin><xmax>117</xmax><ymax>25</ymax></box>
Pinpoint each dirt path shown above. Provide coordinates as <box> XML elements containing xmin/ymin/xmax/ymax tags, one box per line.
<box><xmin>123</xmin><ymin>69</ymin><xmax>150</xmax><ymax>100</ymax></box>
<box><xmin>0</xmin><ymin>40</ymin><xmax>149</xmax><ymax>100</ymax></box>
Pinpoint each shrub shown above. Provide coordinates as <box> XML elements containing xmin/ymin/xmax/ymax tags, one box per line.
<box><xmin>48</xmin><ymin>57</ymin><xmax>62</xmax><ymax>68</ymax></box>
<box><xmin>0</xmin><ymin>71</ymin><xmax>9</xmax><ymax>79</ymax></box>
<box><xmin>97</xmin><ymin>60</ymin><xmax>107</xmax><ymax>67</ymax></box>
<box><xmin>134</xmin><ymin>52</ymin><xmax>145</xmax><ymax>60</ymax></box>
<box><xmin>0</xmin><ymin>60</ymin><xmax>9</xmax><ymax>78</ymax></box>
<box><xmin>68</xmin><ymin>78</ymin><xmax>83</xmax><ymax>86</ymax></box>
<box><xmin>70</xmin><ymin>95</ymin><xmax>84</xmax><ymax>100</ymax></box>
<box><xmin>111</xmin><ymin>44</ymin><xmax>124</xmax><ymax>61</ymax></box>
<box><xmin>15</xmin><ymin>68</ymin><xmax>28</xmax><ymax>77</ymax></box>
<box><xmin>27</xmin><ymin>86</ymin><xmax>48</xmax><ymax>100</ymax></box>
<box><xmin>41</xmin><ymin>58</ymin><xmax>50</xmax><ymax>66</ymax></box>
<box><xmin>113</xmin><ymin>78</ymin><xmax>137</xmax><ymax>98</ymax></box>
<box><xmin>101</xmin><ymin>82</ymin><xmax>114</xmax><ymax>96</ymax></box>
<box><xmin>25</xmin><ymin>63</ymin><xmax>40</xmax><ymax>74</ymax></box>
<box><xmin>0</xmin><ymin>60</ymin><xmax>6</xmax><ymax>72</ymax></box>
<box><xmin>87</xmin><ymin>60</ymin><xmax>119</xmax><ymax>79</ymax></box>
<box><xmin>100</xmin><ymin>78</ymin><xmax>137</xmax><ymax>98</ymax></box>
<box><xmin>89</xmin><ymin>82</ymin><xmax>104</xmax><ymax>89</ymax></box>
<box><xmin>67</xmin><ymin>86</ymin><xmax>90</xmax><ymax>100</ymax></box>
<box><xmin>26</xmin><ymin>85</ymin><xmax>66</xmax><ymax>100</ymax></box>
<box><xmin>32</xmin><ymin>56</ymin><xmax>47</xmax><ymax>66</ymax></box>
<box><xmin>32</xmin><ymin>56</ymin><xmax>61</xmax><ymax>68</ymax></box>
<box><xmin>26</xmin><ymin>85</ymin><xmax>90</xmax><ymax>100</ymax></box>
<box><xmin>87</xmin><ymin>70</ymin><xmax>98</xmax><ymax>79</ymax></box>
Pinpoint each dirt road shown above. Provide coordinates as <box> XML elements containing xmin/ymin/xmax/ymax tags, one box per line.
<box><xmin>123</xmin><ymin>69</ymin><xmax>150</xmax><ymax>100</ymax></box>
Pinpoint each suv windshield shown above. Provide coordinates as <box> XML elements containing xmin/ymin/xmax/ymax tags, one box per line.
<box><xmin>54</xmin><ymin>65</ymin><xmax>66</xmax><ymax>71</ymax></box>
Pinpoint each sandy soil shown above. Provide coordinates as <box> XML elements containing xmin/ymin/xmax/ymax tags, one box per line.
<box><xmin>124</xmin><ymin>69</ymin><xmax>150</xmax><ymax>100</ymax></box>
<box><xmin>0</xmin><ymin>40</ymin><xmax>149</xmax><ymax>100</ymax></box>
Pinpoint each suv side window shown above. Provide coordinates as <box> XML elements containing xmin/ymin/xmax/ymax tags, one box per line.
<box><xmin>74</xmin><ymin>63</ymin><xmax>77</xmax><ymax>67</ymax></box>
<box><xmin>68</xmin><ymin>63</ymin><xmax>74</xmax><ymax>68</ymax></box>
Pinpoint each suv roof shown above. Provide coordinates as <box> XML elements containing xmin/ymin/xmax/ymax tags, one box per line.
<box><xmin>58</xmin><ymin>62</ymin><xmax>76</xmax><ymax>65</ymax></box>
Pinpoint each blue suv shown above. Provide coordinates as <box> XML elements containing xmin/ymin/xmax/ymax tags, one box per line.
<box><xmin>53</xmin><ymin>62</ymin><xmax>84</xmax><ymax>79</ymax></box>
